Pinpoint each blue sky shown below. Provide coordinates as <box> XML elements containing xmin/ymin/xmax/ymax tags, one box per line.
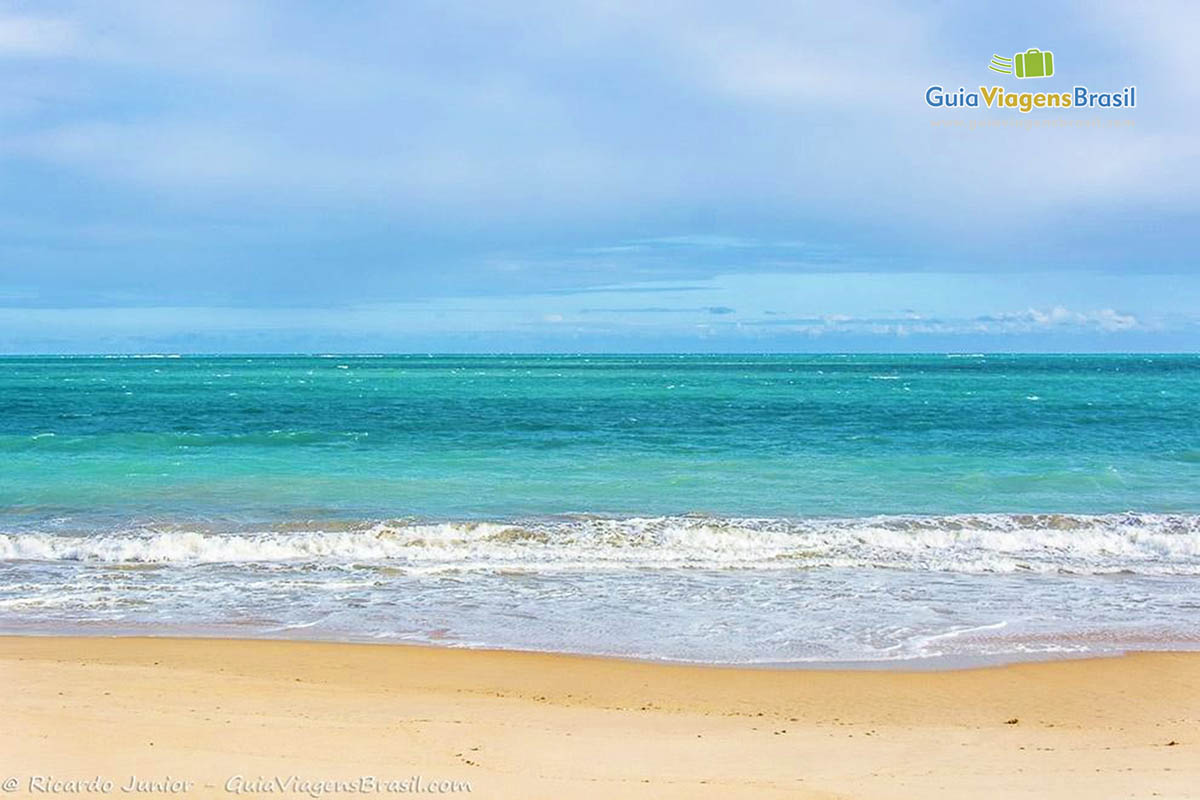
<box><xmin>0</xmin><ymin>0</ymin><xmax>1196</xmax><ymax>352</ymax></box>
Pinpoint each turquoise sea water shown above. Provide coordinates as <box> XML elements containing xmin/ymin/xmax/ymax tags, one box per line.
<box><xmin>4</xmin><ymin>353</ymin><xmax>1200</xmax><ymax>519</ymax></box>
<box><xmin>2</xmin><ymin>354</ymin><xmax>1199</xmax><ymax>663</ymax></box>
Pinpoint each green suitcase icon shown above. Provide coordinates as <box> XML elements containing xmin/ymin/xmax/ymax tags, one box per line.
<box><xmin>1014</xmin><ymin>48</ymin><xmax>1053</xmax><ymax>78</ymax></box>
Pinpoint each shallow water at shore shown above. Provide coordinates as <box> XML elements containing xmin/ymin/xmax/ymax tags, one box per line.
<box><xmin>2</xmin><ymin>513</ymin><xmax>1199</xmax><ymax>664</ymax></box>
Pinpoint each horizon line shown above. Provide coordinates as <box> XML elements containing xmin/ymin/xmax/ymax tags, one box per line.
<box><xmin>2</xmin><ymin>351</ymin><xmax>1199</xmax><ymax>358</ymax></box>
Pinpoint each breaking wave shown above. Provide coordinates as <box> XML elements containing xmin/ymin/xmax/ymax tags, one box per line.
<box><xmin>2</xmin><ymin>512</ymin><xmax>1199</xmax><ymax>575</ymax></box>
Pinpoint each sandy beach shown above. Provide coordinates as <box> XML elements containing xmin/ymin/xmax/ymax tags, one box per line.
<box><xmin>0</xmin><ymin>637</ymin><xmax>1196</xmax><ymax>799</ymax></box>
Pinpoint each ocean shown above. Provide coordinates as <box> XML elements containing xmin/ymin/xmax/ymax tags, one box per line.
<box><xmin>1</xmin><ymin>353</ymin><xmax>1198</xmax><ymax>664</ymax></box>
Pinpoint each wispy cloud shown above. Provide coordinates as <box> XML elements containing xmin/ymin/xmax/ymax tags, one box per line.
<box><xmin>3</xmin><ymin>2</ymin><xmax>1189</xmax><ymax>226</ymax></box>
<box><xmin>0</xmin><ymin>1</ymin><xmax>1195</xmax><ymax>351</ymax></box>
<box><xmin>739</xmin><ymin>307</ymin><xmax>1143</xmax><ymax>337</ymax></box>
<box><xmin>0</xmin><ymin>13</ymin><xmax>77</xmax><ymax>56</ymax></box>
<box><xmin>977</xmin><ymin>307</ymin><xmax>1141</xmax><ymax>333</ymax></box>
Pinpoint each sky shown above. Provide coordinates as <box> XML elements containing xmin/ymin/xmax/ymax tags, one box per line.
<box><xmin>0</xmin><ymin>0</ymin><xmax>1197</xmax><ymax>353</ymax></box>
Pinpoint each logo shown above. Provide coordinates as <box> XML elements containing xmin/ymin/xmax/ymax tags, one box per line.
<box><xmin>925</xmin><ymin>48</ymin><xmax>1135</xmax><ymax>114</ymax></box>
<box><xmin>989</xmin><ymin>49</ymin><xmax>1054</xmax><ymax>79</ymax></box>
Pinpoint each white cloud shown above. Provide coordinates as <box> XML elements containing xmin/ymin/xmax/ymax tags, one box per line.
<box><xmin>0</xmin><ymin>0</ymin><xmax>1196</xmax><ymax>344</ymax></box>
<box><xmin>1</xmin><ymin>0</ymin><xmax>1191</xmax><ymax>231</ymax></box>
<box><xmin>733</xmin><ymin>305</ymin><xmax>1145</xmax><ymax>338</ymax></box>
<box><xmin>982</xmin><ymin>307</ymin><xmax>1141</xmax><ymax>332</ymax></box>
<box><xmin>614</xmin><ymin>1</ymin><xmax>935</xmax><ymax>108</ymax></box>
<box><xmin>0</xmin><ymin>14</ymin><xmax>77</xmax><ymax>56</ymax></box>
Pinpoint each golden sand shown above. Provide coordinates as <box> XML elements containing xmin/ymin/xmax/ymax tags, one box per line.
<box><xmin>1</xmin><ymin>637</ymin><xmax>1197</xmax><ymax>799</ymax></box>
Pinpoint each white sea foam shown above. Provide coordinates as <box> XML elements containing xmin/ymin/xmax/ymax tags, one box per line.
<box><xmin>2</xmin><ymin>513</ymin><xmax>1198</xmax><ymax>575</ymax></box>
<box><xmin>3</xmin><ymin>514</ymin><xmax>1199</xmax><ymax>664</ymax></box>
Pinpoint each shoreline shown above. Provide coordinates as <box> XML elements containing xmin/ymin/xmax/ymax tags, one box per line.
<box><xmin>5</xmin><ymin>627</ymin><xmax>1196</xmax><ymax>672</ymax></box>
<box><xmin>2</xmin><ymin>635</ymin><xmax>1198</xmax><ymax>798</ymax></box>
